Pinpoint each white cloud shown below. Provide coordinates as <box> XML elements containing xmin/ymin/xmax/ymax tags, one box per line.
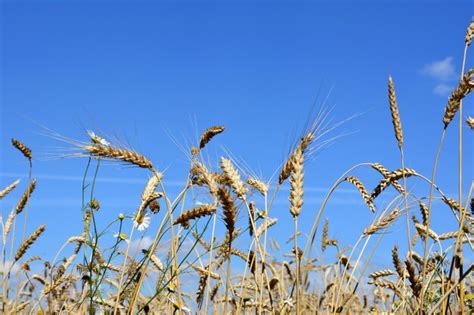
<box><xmin>421</xmin><ymin>57</ymin><xmax>456</xmax><ymax>81</ymax></box>
<box><xmin>433</xmin><ymin>83</ymin><xmax>453</xmax><ymax>97</ymax></box>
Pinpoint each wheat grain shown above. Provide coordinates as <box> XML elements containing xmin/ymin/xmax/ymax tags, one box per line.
<box><xmin>255</xmin><ymin>218</ymin><xmax>278</xmax><ymax>238</ymax></box>
<box><xmin>465</xmin><ymin>17</ymin><xmax>474</xmax><ymax>46</ymax></box>
<box><xmin>220</xmin><ymin>157</ymin><xmax>247</xmax><ymax>198</ymax></box>
<box><xmin>247</xmin><ymin>177</ymin><xmax>268</xmax><ymax>196</ymax></box>
<box><xmin>363</xmin><ymin>208</ymin><xmax>401</xmax><ymax>235</ymax></box>
<box><xmin>248</xmin><ymin>202</ymin><xmax>256</xmax><ymax>237</ymax></box>
<box><xmin>199</xmin><ymin>125</ymin><xmax>225</xmax><ymax>149</ymax></box>
<box><xmin>462</xmin><ymin>116</ymin><xmax>474</xmax><ymax>131</ymax></box>
<box><xmin>391</xmin><ymin>246</ymin><xmax>405</xmax><ymax>280</ymax></box>
<box><xmin>174</xmin><ymin>204</ymin><xmax>217</xmax><ymax>228</ymax></box>
<box><xmin>405</xmin><ymin>260</ymin><xmax>421</xmax><ymax>298</ymax></box>
<box><xmin>3</xmin><ymin>209</ymin><xmax>16</xmax><ymax>239</ymax></box>
<box><xmin>414</xmin><ymin>222</ymin><xmax>439</xmax><ymax>241</ymax></box>
<box><xmin>11</xmin><ymin>138</ymin><xmax>32</xmax><ymax>161</ymax></box>
<box><xmin>443</xmin><ymin>68</ymin><xmax>474</xmax><ymax>128</ymax></box>
<box><xmin>368</xmin><ymin>280</ymin><xmax>400</xmax><ymax>295</ymax></box>
<box><xmin>418</xmin><ymin>201</ymin><xmax>429</xmax><ymax>227</ymax></box>
<box><xmin>15</xmin><ymin>224</ymin><xmax>46</xmax><ymax>261</ymax></box>
<box><xmin>371</xmin><ymin>163</ymin><xmax>405</xmax><ymax>193</ymax></box>
<box><xmin>370</xmin><ymin>168</ymin><xmax>417</xmax><ymax>200</ymax></box>
<box><xmin>15</xmin><ymin>179</ymin><xmax>37</xmax><ymax>214</ymax></box>
<box><xmin>388</xmin><ymin>76</ymin><xmax>404</xmax><ymax>148</ymax></box>
<box><xmin>218</xmin><ymin>187</ymin><xmax>237</xmax><ymax>240</ymax></box>
<box><xmin>345</xmin><ymin>176</ymin><xmax>375</xmax><ymax>212</ymax></box>
<box><xmin>289</xmin><ymin>147</ymin><xmax>304</xmax><ymax>218</ymax></box>
<box><xmin>321</xmin><ymin>218</ymin><xmax>329</xmax><ymax>253</ymax></box>
<box><xmin>369</xmin><ymin>269</ymin><xmax>395</xmax><ymax>279</ymax></box>
<box><xmin>279</xmin><ymin>132</ymin><xmax>314</xmax><ymax>184</ymax></box>
<box><xmin>191</xmin><ymin>162</ymin><xmax>218</xmax><ymax>196</ymax></box>
<box><xmin>84</xmin><ymin>144</ymin><xmax>154</xmax><ymax>170</ymax></box>
<box><xmin>139</xmin><ymin>173</ymin><xmax>163</xmax><ymax>211</ymax></box>
<box><xmin>0</xmin><ymin>179</ymin><xmax>20</xmax><ymax>200</ymax></box>
<box><xmin>438</xmin><ymin>231</ymin><xmax>460</xmax><ymax>240</ymax></box>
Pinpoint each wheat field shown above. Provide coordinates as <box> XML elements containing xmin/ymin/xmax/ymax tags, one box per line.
<box><xmin>0</xmin><ymin>17</ymin><xmax>473</xmax><ymax>315</ymax></box>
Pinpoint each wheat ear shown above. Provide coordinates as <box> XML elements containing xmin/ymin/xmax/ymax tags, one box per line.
<box><xmin>466</xmin><ymin>116</ymin><xmax>474</xmax><ymax>129</ymax></box>
<box><xmin>174</xmin><ymin>204</ymin><xmax>217</xmax><ymax>228</ymax></box>
<box><xmin>388</xmin><ymin>76</ymin><xmax>404</xmax><ymax>148</ymax></box>
<box><xmin>289</xmin><ymin>147</ymin><xmax>304</xmax><ymax>218</ymax></box>
<box><xmin>220</xmin><ymin>157</ymin><xmax>247</xmax><ymax>199</ymax></box>
<box><xmin>15</xmin><ymin>179</ymin><xmax>37</xmax><ymax>215</ymax></box>
<box><xmin>84</xmin><ymin>144</ymin><xmax>154</xmax><ymax>170</ymax></box>
<box><xmin>363</xmin><ymin>208</ymin><xmax>401</xmax><ymax>235</ymax></box>
<box><xmin>11</xmin><ymin>138</ymin><xmax>32</xmax><ymax>161</ymax></box>
<box><xmin>345</xmin><ymin>176</ymin><xmax>375</xmax><ymax>212</ymax></box>
<box><xmin>0</xmin><ymin>179</ymin><xmax>20</xmax><ymax>200</ymax></box>
<box><xmin>199</xmin><ymin>125</ymin><xmax>225</xmax><ymax>149</ymax></box>
<box><xmin>15</xmin><ymin>224</ymin><xmax>46</xmax><ymax>262</ymax></box>
<box><xmin>443</xmin><ymin>68</ymin><xmax>473</xmax><ymax>128</ymax></box>
<box><xmin>465</xmin><ymin>17</ymin><xmax>474</xmax><ymax>46</ymax></box>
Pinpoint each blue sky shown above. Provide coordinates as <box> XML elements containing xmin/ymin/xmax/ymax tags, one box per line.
<box><xmin>1</xmin><ymin>1</ymin><xmax>473</xmax><ymax>268</ymax></box>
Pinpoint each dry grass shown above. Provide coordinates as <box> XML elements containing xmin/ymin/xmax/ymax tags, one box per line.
<box><xmin>0</xmin><ymin>21</ymin><xmax>473</xmax><ymax>315</ymax></box>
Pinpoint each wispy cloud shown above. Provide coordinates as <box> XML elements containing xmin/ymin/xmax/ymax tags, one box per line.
<box><xmin>421</xmin><ymin>57</ymin><xmax>456</xmax><ymax>81</ymax></box>
<box><xmin>433</xmin><ymin>83</ymin><xmax>452</xmax><ymax>97</ymax></box>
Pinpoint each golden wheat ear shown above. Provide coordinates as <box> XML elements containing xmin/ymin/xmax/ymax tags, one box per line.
<box><xmin>199</xmin><ymin>125</ymin><xmax>225</xmax><ymax>149</ymax></box>
<box><xmin>388</xmin><ymin>76</ymin><xmax>404</xmax><ymax>149</ymax></box>
<box><xmin>344</xmin><ymin>176</ymin><xmax>375</xmax><ymax>212</ymax></box>
<box><xmin>0</xmin><ymin>179</ymin><xmax>20</xmax><ymax>200</ymax></box>
<box><xmin>83</xmin><ymin>144</ymin><xmax>154</xmax><ymax>170</ymax></box>
<box><xmin>174</xmin><ymin>204</ymin><xmax>217</xmax><ymax>228</ymax></box>
<box><xmin>11</xmin><ymin>138</ymin><xmax>32</xmax><ymax>161</ymax></box>
<box><xmin>443</xmin><ymin>68</ymin><xmax>474</xmax><ymax>128</ymax></box>
<box><xmin>15</xmin><ymin>224</ymin><xmax>46</xmax><ymax>262</ymax></box>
